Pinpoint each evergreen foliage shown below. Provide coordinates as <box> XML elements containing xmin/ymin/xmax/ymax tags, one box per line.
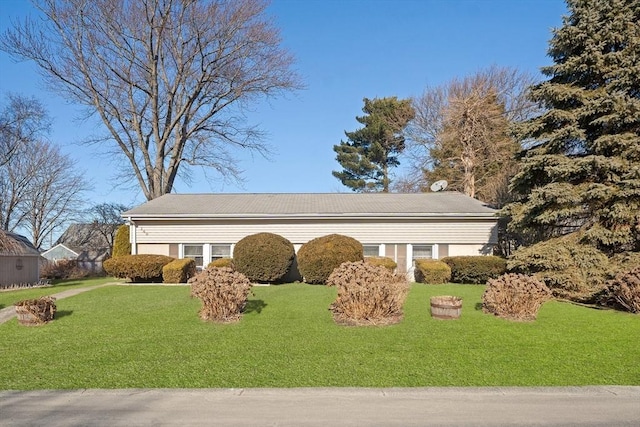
<box><xmin>333</xmin><ymin>97</ymin><xmax>414</xmax><ymax>192</ymax></box>
<box><xmin>103</xmin><ymin>254</ymin><xmax>175</xmax><ymax>282</ymax></box>
<box><xmin>441</xmin><ymin>256</ymin><xmax>507</xmax><ymax>284</ymax></box>
<box><xmin>414</xmin><ymin>259</ymin><xmax>452</xmax><ymax>284</ymax></box>
<box><xmin>232</xmin><ymin>232</ymin><xmax>295</xmax><ymax>283</ymax></box>
<box><xmin>504</xmin><ymin>0</ymin><xmax>640</xmax><ymax>254</ymax></box>
<box><xmin>507</xmin><ymin>235</ymin><xmax>612</xmax><ymax>301</ymax></box>
<box><xmin>162</xmin><ymin>258</ymin><xmax>196</xmax><ymax>284</ymax></box>
<box><xmin>297</xmin><ymin>234</ymin><xmax>363</xmax><ymax>284</ymax></box>
<box><xmin>112</xmin><ymin>225</ymin><xmax>131</xmax><ymax>257</ymax></box>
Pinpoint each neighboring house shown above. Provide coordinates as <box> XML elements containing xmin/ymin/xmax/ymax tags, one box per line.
<box><xmin>0</xmin><ymin>231</ymin><xmax>41</xmax><ymax>287</ymax></box>
<box><xmin>123</xmin><ymin>192</ymin><xmax>499</xmax><ymax>279</ymax></box>
<box><xmin>41</xmin><ymin>224</ymin><xmax>113</xmax><ymax>273</ymax></box>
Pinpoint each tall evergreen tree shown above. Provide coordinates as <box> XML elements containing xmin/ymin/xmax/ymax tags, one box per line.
<box><xmin>505</xmin><ymin>0</ymin><xmax>640</xmax><ymax>254</ymax></box>
<box><xmin>333</xmin><ymin>97</ymin><xmax>414</xmax><ymax>192</ymax></box>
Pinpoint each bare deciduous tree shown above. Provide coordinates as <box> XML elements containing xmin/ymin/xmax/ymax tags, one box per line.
<box><xmin>0</xmin><ymin>94</ymin><xmax>50</xmax><ymax>167</ymax></box>
<box><xmin>1</xmin><ymin>0</ymin><xmax>301</xmax><ymax>200</ymax></box>
<box><xmin>87</xmin><ymin>202</ymin><xmax>129</xmax><ymax>254</ymax></box>
<box><xmin>401</xmin><ymin>66</ymin><xmax>538</xmax><ymax>207</ymax></box>
<box><xmin>4</xmin><ymin>140</ymin><xmax>88</xmax><ymax>249</ymax></box>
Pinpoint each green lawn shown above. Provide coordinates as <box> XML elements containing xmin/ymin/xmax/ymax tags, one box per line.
<box><xmin>0</xmin><ymin>282</ymin><xmax>638</xmax><ymax>389</ymax></box>
<box><xmin>0</xmin><ymin>277</ymin><xmax>119</xmax><ymax>310</ymax></box>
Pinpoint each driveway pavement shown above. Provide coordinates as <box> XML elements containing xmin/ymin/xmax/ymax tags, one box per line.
<box><xmin>1</xmin><ymin>387</ymin><xmax>639</xmax><ymax>426</ymax></box>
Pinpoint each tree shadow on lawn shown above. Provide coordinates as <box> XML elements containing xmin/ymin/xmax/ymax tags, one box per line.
<box><xmin>475</xmin><ymin>302</ymin><xmax>483</xmax><ymax>311</ymax></box>
<box><xmin>245</xmin><ymin>299</ymin><xmax>267</xmax><ymax>314</ymax></box>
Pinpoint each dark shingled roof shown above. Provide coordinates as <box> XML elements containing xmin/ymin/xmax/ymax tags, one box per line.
<box><xmin>124</xmin><ymin>192</ymin><xmax>497</xmax><ymax>219</ymax></box>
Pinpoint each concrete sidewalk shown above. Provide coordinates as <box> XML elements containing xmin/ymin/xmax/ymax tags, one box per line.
<box><xmin>1</xmin><ymin>387</ymin><xmax>639</xmax><ymax>426</ymax></box>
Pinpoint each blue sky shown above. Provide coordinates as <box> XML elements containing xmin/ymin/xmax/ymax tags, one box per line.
<box><xmin>0</xmin><ymin>0</ymin><xmax>567</xmax><ymax>209</ymax></box>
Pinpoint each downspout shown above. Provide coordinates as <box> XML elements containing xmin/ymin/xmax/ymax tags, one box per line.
<box><xmin>126</xmin><ymin>217</ymin><xmax>137</xmax><ymax>255</ymax></box>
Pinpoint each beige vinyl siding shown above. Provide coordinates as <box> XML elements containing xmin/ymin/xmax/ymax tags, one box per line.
<box><xmin>137</xmin><ymin>243</ymin><xmax>170</xmax><ymax>256</ymax></box>
<box><xmin>448</xmin><ymin>244</ymin><xmax>493</xmax><ymax>256</ymax></box>
<box><xmin>132</xmin><ymin>218</ymin><xmax>498</xmax><ymax>246</ymax></box>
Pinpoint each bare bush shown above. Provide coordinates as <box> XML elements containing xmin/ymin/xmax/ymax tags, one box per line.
<box><xmin>189</xmin><ymin>267</ymin><xmax>253</xmax><ymax>323</ymax></box>
<box><xmin>327</xmin><ymin>261</ymin><xmax>409</xmax><ymax>326</ymax></box>
<box><xmin>599</xmin><ymin>267</ymin><xmax>640</xmax><ymax>314</ymax></box>
<box><xmin>40</xmin><ymin>259</ymin><xmax>88</xmax><ymax>280</ymax></box>
<box><xmin>482</xmin><ymin>273</ymin><xmax>552</xmax><ymax>321</ymax></box>
<box><xmin>14</xmin><ymin>296</ymin><xmax>56</xmax><ymax>325</ymax></box>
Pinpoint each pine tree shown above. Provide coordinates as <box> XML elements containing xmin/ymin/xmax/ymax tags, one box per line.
<box><xmin>505</xmin><ymin>0</ymin><xmax>640</xmax><ymax>255</ymax></box>
<box><xmin>333</xmin><ymin>97</ymin><xmax>414</xmax><ymax>192</ymax></box>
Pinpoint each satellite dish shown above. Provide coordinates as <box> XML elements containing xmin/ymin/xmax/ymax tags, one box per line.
<box><xmin>430</xmin><ymin>180</ymin><xmax>448</xmax><ymax>192</ymax></box>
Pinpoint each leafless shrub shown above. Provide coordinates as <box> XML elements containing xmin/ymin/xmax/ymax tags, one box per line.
<box><xmin>14</xmin><ymin>296</ymin><xmax>56</xmax><ymax>325</ymax></box>
<box><xmin>327</xmin><ymin>261</ymin><xmax>409</xmax><ymax>326</ymax></box>
<box><xmin>482</xmin><ymin>273</ymin><xmax>552</xmax><ymax>321</ymax></box>
<box><xmin>599</xmin><ymin>267</ymin><xmax>640</xmax><ymax>314</ymax></box>
<box><xmin>40</xmin><ymin>259</ymin><xmax>88</xmax><ymax>280</ymax></box>
<box><xmin>189</xmin><ymin>267</ymin><xmax>253</xmax><ymax>323</ymax></box>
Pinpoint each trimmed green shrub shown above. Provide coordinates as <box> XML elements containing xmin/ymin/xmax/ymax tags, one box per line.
<box><xmin>365</xmin><ymin>256</ymin><xmax>397</xmax><ymax>271</ymax></box>
<box><xmin>598</xmin><ymin>266</ymin><xmax>640</xmax><ymax>313</ymax></box>
<box><xmin>232</xmin><ymin>233</ymin><xmax>295</xmax><ymax>283</ymax></box>
<box><xmin>112</xmin><ymin>225</ymin><xmax>131</xmax><ymax>257</ymax></box>
<box><xmin>162</xmin><ymin>258</ymin><xmax>196</xmax><ymax>284</ymax></box>
<box><xmin>297</xmin><ymin>234</ymin><xmax>363</xmax><ymax>284</ymax></box>
<box><xmin>327</xmin><ymin>261</ymin><xmax>409</xmax><ymax>326</ymax></box>
<box><xmin>189</xmin><ymin>267</ymin><xmax>253</xmax><ymax>323</ymax></box>
<box><xmin>482</xmin><ymin>273</ymin><xmax>552</xmax><ymax>321</ymax></box>
<box><xmin>207</xmin><ymin>258</ymin><xmax>234</xmax><ymax>269</ymax></box>
<box><xmin>103</xmin><ymin>254</ymin><xmax>174</xmax><ymax>282</ymax></box>
<box><xmin>441</xmin><ymin>256</ymin><xmax>507</xmax><ymax>284</ymax></box>
<box><xmin>507</xmin><ymin>236</ymin><xmax>611</xmax><ymax>301</ymax></box>
<box><xmin>414</xmin><ymin>259</ymin><xmax>451</xmax><ymax>284</ymax></box>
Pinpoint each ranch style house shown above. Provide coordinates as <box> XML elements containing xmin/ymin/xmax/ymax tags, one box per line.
<box><xmin>122</xmin><ymin>192</ymin><xmax>499</xmax><ymax>279</ymax></box>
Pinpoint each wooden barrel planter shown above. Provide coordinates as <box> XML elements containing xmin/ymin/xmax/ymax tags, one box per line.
<box><xmin>430</xmin><ymin>295</ymin><xmax>462</xmax><ymax>320</ymax></box>
<box><xmin>14</xmin><ymin>296</ymin><xmax>57</xmax><ymax>326</ymax></box>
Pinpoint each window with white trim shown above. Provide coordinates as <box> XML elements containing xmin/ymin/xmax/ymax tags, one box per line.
<box><xmin>412</xmin><ymin>245</ymin><xmax>433</xmax><ymax>262</ymax></box>
<box><xmin>210</xmin><ymin>244</ymin><xmax>232</xmax><ymax>260</ymax></box>
<box><xmin>363</xmin><ymin>245</ymin><xmax>380</xmax><ymax>257</ymax></box>
<box><xmin>183</xmin><ymin>244</ymin><xmax>204</xmax><ymax>268</ymax></box>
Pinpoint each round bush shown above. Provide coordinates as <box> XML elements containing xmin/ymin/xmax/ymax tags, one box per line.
<box><xmin>232</xmin><ymin>233</ymin><xmax>295</xmax><ymax>282</ymax></box>
<box><xmin>297</xmin><ymin>234</ymin><xmax>363</xmax><ymax>284</ymax></box>
<box><xmin>103</xmin><ymin>254</ymin><xmax>174</xmax><ymax>282</ymax></box>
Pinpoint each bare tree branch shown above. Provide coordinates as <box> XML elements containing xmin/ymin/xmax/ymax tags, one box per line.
<box><xmin>1</xmin><ymin>0</ymin><xmax>302</xmax><ymax>200</ymax></box>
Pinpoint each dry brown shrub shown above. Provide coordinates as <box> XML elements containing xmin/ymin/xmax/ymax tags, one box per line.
<box><xmin>40</xmin><ymin>259</ymin><xmax>88</xmax><ymax>280</ymax></box>
<box><xmin>327</xmin><ymin>261</ymin><xmax>409</xmax><ymax>326</ymax></box>
<box><xmin>599</xmin><ymin>267</ymin><xmax>640</xmax><ymax>313</ymax></box>
<box><xmin>482</xmin><ymin>273</ymin><xmax>552</xmax><ymax>321</ymax></box>
<box><xmin>189</xmin><ymin>267</ymin><xmax>253</xmax><ymax>323</ymax></box>
<box><xmin>14</xmin><ymin>296</ymin><xmax>57</xmax><ymax>325</ymax></box>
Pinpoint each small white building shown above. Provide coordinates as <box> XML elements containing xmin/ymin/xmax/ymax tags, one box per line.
<box><xmin>123</xmin><ymin>192</ymin><xmax>499</xmax><ymax>278</ymax></box>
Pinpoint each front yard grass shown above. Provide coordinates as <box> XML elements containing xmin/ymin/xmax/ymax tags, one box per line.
<box><xmin>0</xmin><ymin>277</ymin><xmax>119</xmax><ymax>310</ymax></box>
<box><xmin>0</xmin><ymin>282</ymin><xmax>638</xmax><ymax>389</ymax></box>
